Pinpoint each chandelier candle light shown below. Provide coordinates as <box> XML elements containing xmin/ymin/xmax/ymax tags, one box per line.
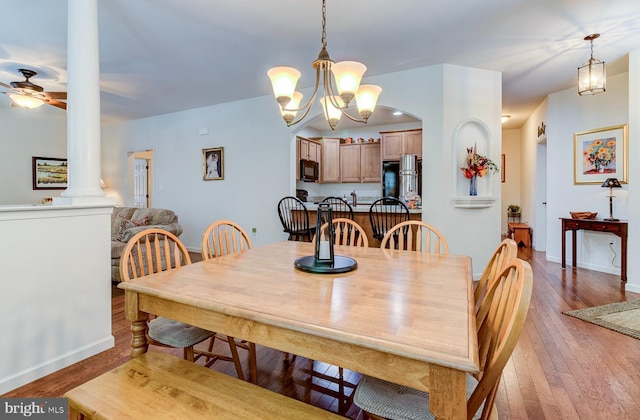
<box><xmin>267</xmin><ymin>0</ymin><xmax>381</xmax><ymax>130</ymax></box>
<box><xmin>460</xmin><ymin>143</ymin><xmax>499</xmax><ymax>196</ymax></box>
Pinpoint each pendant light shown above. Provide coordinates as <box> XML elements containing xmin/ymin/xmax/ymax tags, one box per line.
<box><xmin>267</xmin><ymin>0</ymin><xmax>381</xmax><ymax>130</ymax></box>
<box><xmin>578</xmin><ymin>34</ymin><xmax>606</xmax><ymax>96</ymax></box>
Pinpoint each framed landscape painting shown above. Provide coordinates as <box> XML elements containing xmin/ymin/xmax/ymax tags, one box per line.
<box><xmin>32</xmin><ymin>157</ymin><xmax>68</xmax><ymax>190</ymax></box>
<box><xmin>573</xmin><ymin>124</ymin><xmax>628</xmax><ymax>185</ymax></box>
<box><xmin>202</xmin><ymin>147</ymin><xmax>224</xmax><ymax>181</ymax></box>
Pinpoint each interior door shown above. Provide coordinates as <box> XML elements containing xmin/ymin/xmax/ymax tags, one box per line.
<box><xmin>133</xmin><ymin>158</ymin><xmax>148</xmax><ymax>208</ymax></box>
<box><xmin>535</xmin><ymin>141</ymin><xmax>547</xmax><ymax>251</ymax></box>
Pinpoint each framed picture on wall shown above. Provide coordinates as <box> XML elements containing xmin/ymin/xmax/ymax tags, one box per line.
<box><xmin>202</xmin><ymin>147</ymin><xmax>224</xmax><ymax>181</ymax></box>
<box><xmin>32</xmin><ymin>157</ymin><xmax>68</xmax><ymax>190</ymax></box>
<box><xmin>574</xmin><ymin>124</ymin><xmax>628</xmax><ymax>185</ymax></box>
<box><xmin>501</xmin><ymin>154</ymin><xmax>506</xmax><ymax>183</ymax></box>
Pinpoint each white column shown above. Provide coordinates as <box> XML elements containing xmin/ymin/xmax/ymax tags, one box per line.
<box><xmin>626</xmin><ymin>49</ymin><xmax>640</xmax><ymax>293</ymax></box>
<box><xmin>59</xmin><ymin>0</ymin><xmax>108</xmax><ymax>202</ymax></box>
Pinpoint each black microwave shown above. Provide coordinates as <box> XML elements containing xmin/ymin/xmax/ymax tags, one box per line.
<box><xmin>300</xmin><ymin>159</ymin><xmax>319</xmax><ymax>182</ymax></box>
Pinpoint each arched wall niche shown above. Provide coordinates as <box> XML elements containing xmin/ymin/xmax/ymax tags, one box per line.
<box><xmin>451</xmin><ymin>118</ymin><xmax>497</xmax><ymax>208</ymax></box>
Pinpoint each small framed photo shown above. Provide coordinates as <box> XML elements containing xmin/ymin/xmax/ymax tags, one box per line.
<box><xmin>202</xmin><ymin>147</ymin><xmax>224</xmax><ymax>181</ymax></box>
<box><xmin>574</xmin><ymin>124</ymin><xmax>628</xmax><ymax>185</ymax></box>
<box><xmin>32</xmin><ymin>156</ymin><xmax>68</xmax><ymax>190</ymax></box>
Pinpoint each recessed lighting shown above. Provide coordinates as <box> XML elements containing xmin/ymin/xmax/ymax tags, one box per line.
<box><xmin>501</xmin><ymin>115</ymin><xmax>511</xmax><ymax>123</ymax></box>
<box><xmin>393</xmin><ymin>111</ymin><xmax>403</xmax><ymax>116</ymax></box>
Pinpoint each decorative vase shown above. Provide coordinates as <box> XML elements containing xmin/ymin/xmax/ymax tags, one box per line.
<box><xmin>469</xmin><ymin>175</ymin><xmax>478</xmax><ymax>196</ymax></box>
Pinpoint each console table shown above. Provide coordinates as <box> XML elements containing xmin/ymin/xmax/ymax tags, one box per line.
<box><xmin>560</xmin><ymin>218</ymin><xmax>627</xmax><ymax>282</ymax></box>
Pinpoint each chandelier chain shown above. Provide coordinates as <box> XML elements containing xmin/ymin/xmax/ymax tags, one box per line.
<box><xmin>321</xmin><ymin>0</ymin><xmax>327</xmax><ymax>49</ymax></box>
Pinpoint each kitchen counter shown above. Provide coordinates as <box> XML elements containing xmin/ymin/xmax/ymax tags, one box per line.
<box><xmin>303</xmin><ymin>202</ymin><xmax>422</xmax><ymax>214</ymax></box>
<box><xmin>294</xmin><ymin>204</ymin><xmax>422</xmax><ymax>246</ymax></box>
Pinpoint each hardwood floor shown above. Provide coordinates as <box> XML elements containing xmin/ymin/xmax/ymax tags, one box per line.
<box><xmin>3</xmin><ymin>248</ymin><xmax>639</xmax><ymax>419</ymax></box>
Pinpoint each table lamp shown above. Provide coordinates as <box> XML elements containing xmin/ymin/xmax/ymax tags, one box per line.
<box><xmin>601</xmin><ymin>178</ymin><xmax>622</xmax><ymax>221</ymax></box>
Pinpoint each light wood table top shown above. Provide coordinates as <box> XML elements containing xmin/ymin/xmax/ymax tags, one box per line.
<box><xmin>120</xmin><ymin>241</ymin><xmax>479</xmax><ymax>419</ymax></box>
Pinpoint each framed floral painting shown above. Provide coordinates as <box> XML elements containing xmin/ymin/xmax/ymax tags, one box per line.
<box><xmin>573</xmin><ymin>124</ymin><xmax>628</xmax><ymax>185</ymax></box>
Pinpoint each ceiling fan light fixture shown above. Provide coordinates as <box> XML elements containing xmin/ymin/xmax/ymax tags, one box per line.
<box><xmin>578</xmin><ymin>34</ymin><xmax>606</xmax><ymax>96</ymax></box>
<box><xmin>8</xmin><ymin>93</ymin><xmax>45</xmax><ymax>109</ymax></box>
<box><xmin>267</xmin><ymin>0</ymin><xmax>381</xmax><ymax>130</ymax></box>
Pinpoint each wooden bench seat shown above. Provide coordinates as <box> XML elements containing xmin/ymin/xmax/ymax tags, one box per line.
<box><xmin>508</xmin><ymin>222</ymin><xmax>532</xmax><ymax>247</ymax></box>
<box><xmin>64</xmin><ymin>351</ymin><xmax>342</xmax><ymax>419</ymax></box>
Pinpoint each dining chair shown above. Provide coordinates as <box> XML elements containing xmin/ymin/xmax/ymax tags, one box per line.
<box><xmin>314</xmin><ymin>217</ymin><xmax>369</xmax><ymax>248</ymax></box>
<box><xmin>120</xmin><ymin>228</ymin><xmax>245</xmax><ymax>380</ymax></box>
<box><xmin>369</xmin><ymin>197</ymin><xmax>410</xmax><ymax>244</ymax></box>
<box><xmin>201</xmin><ymin>220</ymin><xmax>257</xmax><ymax>384</ymax></box>
<box><xmin>320</xmin><ymin>196</ymin><xmax>355</xmax><ymax>220</ymax></box>
<box><xmin>310</xmin><ymin>217</ymin><xmax>367</xmax><ymax>413</ymax></box>
<box><xmin>380</xmin><ymin>220</ymin><xmax>449</xmax><ymax>254</ymax></box>
<box><xmin>474</xmin><ymin>238</ymin><xmax>518</xmax><ymax>329</ymax></box>
<box><xmin>201</xmin><ymin>219</ymin><xmax>253</xmax><ymax>259</ymax></box>
<box><xmin>277</xmin><ymin>196</ymin><xmax>315</xmax><ymax>242</ymax></box>
<box><xmin>353</xmin><ymin>258</ymin><xmax>533</xmax><ymax>420</ymax></box>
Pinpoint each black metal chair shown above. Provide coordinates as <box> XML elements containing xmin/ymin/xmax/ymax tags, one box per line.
<box><xmin>320</xmin><ymin>196</ymin><xmax>354</xmax><ymax>220</ymax></box>
<box><xmin>277</xmin><ymin>196</ymin><xmax>315</xmax><ymax>242</ymax></box>
<box><xmin>369</xmin><ymin>197</ymin><xmax>410</xmax><ymax>244</ymax></box>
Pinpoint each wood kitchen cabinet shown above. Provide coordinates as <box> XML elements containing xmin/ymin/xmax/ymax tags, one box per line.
<box><xmin>340</xmin><ymin>143</ymin><xmax>381</xmax><ymax>183</ymax></box>
<box><xmin>380</xmin><ymin>129</ymin><xmax>422</xmax><ymax>160</ymax></box>
<box><xmin>297</xmin><ymin>136</ymin><xmax>321</xmax><ymax>181</ymax></box>
<box><xmin>319</xmin><ymin>138</ymin><xmax>340</xmax><ymax>183</ymax></box>
<box><xmin>298</xmin><ymin>137</ymin><xmax>320</xmax><ymax>162</ymax></box>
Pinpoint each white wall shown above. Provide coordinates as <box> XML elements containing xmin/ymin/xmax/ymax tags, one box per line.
<box><xmin>0</xmin><ymin>205</ymin><xmax>114</xmax><ymax>394</ymax></box>
<box><xmin>103</xmin><ymin>64</ymin><xmax>503</xmax><ymax>276</ymax></box>
<box><xmin>501</xmin><ymin>129</ymin><xmax>522</xmax><ymax>234</ymax></box>
<box><xmin>543</xmin><ymin>73</ymin><xmax>629</xmax><ymax>277</ymax></box>
<box><xmin>0</xmin><ymin>108</ymin><xmax>67</xmax><ymax>205</ymax></box>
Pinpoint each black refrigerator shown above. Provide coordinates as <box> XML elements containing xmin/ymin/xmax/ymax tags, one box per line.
<box><xmin>382</xmin><ymin>160</ymin><xmax>422</xmax><ymax>199</ymax></box>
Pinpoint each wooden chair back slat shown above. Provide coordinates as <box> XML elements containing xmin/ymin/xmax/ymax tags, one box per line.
<box><xmin>475</xmin><ymin>238</ymin><xmax>518</xmax><ymax>332</ymax></box>
<box><xmin>120</xmin><ymin>228</ymin><xmax>191</xmax><ymax>282</ymax></box>
<box><xmin>468</xmin><ymin>258</ymin><xmax>532</xmax><ymax>419</ymax></box>
<box><xmin>380</xmin><ymin>220</ymin><xmax>449</xmax><ymax>254</ymax></box>
<box><xmin>314</xmin><ymin>218</ymin><xmax>368</xmax><ymax>248</ymax></box>
<box><xmin>369</xmin><ymin>197</ymin><xmax>410</xmax><ymax>242</ymax></box>
<box><xmin>277</xmin><ymin>196</ymin><xmax>314</xmax><ymax>242</ymax></box>
<box><xmin>320</xmin><ymin>196</ymin><xmax>355</xmax><ymax>220</ymax></box>
<box><xmin>201</xmin><ymin>220</ymin><xmax>253</xmax><ymax>260</ymax></box>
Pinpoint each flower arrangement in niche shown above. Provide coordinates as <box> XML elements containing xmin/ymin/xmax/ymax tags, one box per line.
<box><xmin>460</xmin><ymin>143</ymin><xmax>499</xmax><ymax>196</ymax></box>
<box><xmin>583</xmin><ymin>137</ymin><xmax>616</xmax><ymax>173</ymax></box>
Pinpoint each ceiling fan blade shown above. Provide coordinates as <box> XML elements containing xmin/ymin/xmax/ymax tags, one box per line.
<box><xmin>45</xmin><ymin>98</ymin><xmax>67</xmax><ymax>110</ymax></box>
<box><xmin>45</xmin><ymin>91</ymin><xmax>67</xmax><ymax>100</ymax></box>
<box><xmin>0</xmin><ymin>81</ymin><xmax>14</xmax><ymax>90</ymax></box>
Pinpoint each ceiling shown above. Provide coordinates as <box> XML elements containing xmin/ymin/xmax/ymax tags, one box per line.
<box><xmin>1</xmin><ymin>0</ymin><xmax>639</xmax><ymax>130</ymax></box>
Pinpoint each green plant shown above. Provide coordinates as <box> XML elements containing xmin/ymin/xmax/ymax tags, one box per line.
<box><xmin>507</xmin><ymin>204</ymin><xmax>520</xmax><ymax>213</ymax></box>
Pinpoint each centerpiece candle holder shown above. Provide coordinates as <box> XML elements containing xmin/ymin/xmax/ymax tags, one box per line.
<box><xmin>294</xmin><ymin>203</ymin><xmax>357</xmax><ymax>274</ymax></box>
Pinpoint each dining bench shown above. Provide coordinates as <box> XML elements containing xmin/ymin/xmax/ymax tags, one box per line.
<box><xmin>64</xmin><ymin>351</ymin><xmax>341</xmax><ymax>419</ymax></box>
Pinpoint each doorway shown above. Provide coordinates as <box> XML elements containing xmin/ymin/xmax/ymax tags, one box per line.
<box><xmin>129</xmin><ymin>150</ymin><xmax>154</xmax><ymax>208</ymax></box>
<box><xmin>535</xmin><ymin>140</ymin><xmax>547</xmax><ymax>251</ymax></box>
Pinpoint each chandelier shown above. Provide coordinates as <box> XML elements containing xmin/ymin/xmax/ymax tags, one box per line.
<box><xmin>578</xmin><ymin>34</ymin><xmax>606</xmax><ymax>96</ymax></box>
<box><xmin>267</xmin><ymin>0</ymin><xmax>381</xmax><ymax>130</ymax></box>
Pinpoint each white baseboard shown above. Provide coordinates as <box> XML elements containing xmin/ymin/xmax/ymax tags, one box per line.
<box><xmin>0</xmin><ymin>336</ymin><xmax>114</xmax><ymax>395</ymax></box>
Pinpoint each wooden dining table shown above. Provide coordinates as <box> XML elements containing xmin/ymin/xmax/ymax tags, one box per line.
<box><xmin>119</xmin><ymin>241</ymin><xmax>479</xmax><ymax>419</ymax></box>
